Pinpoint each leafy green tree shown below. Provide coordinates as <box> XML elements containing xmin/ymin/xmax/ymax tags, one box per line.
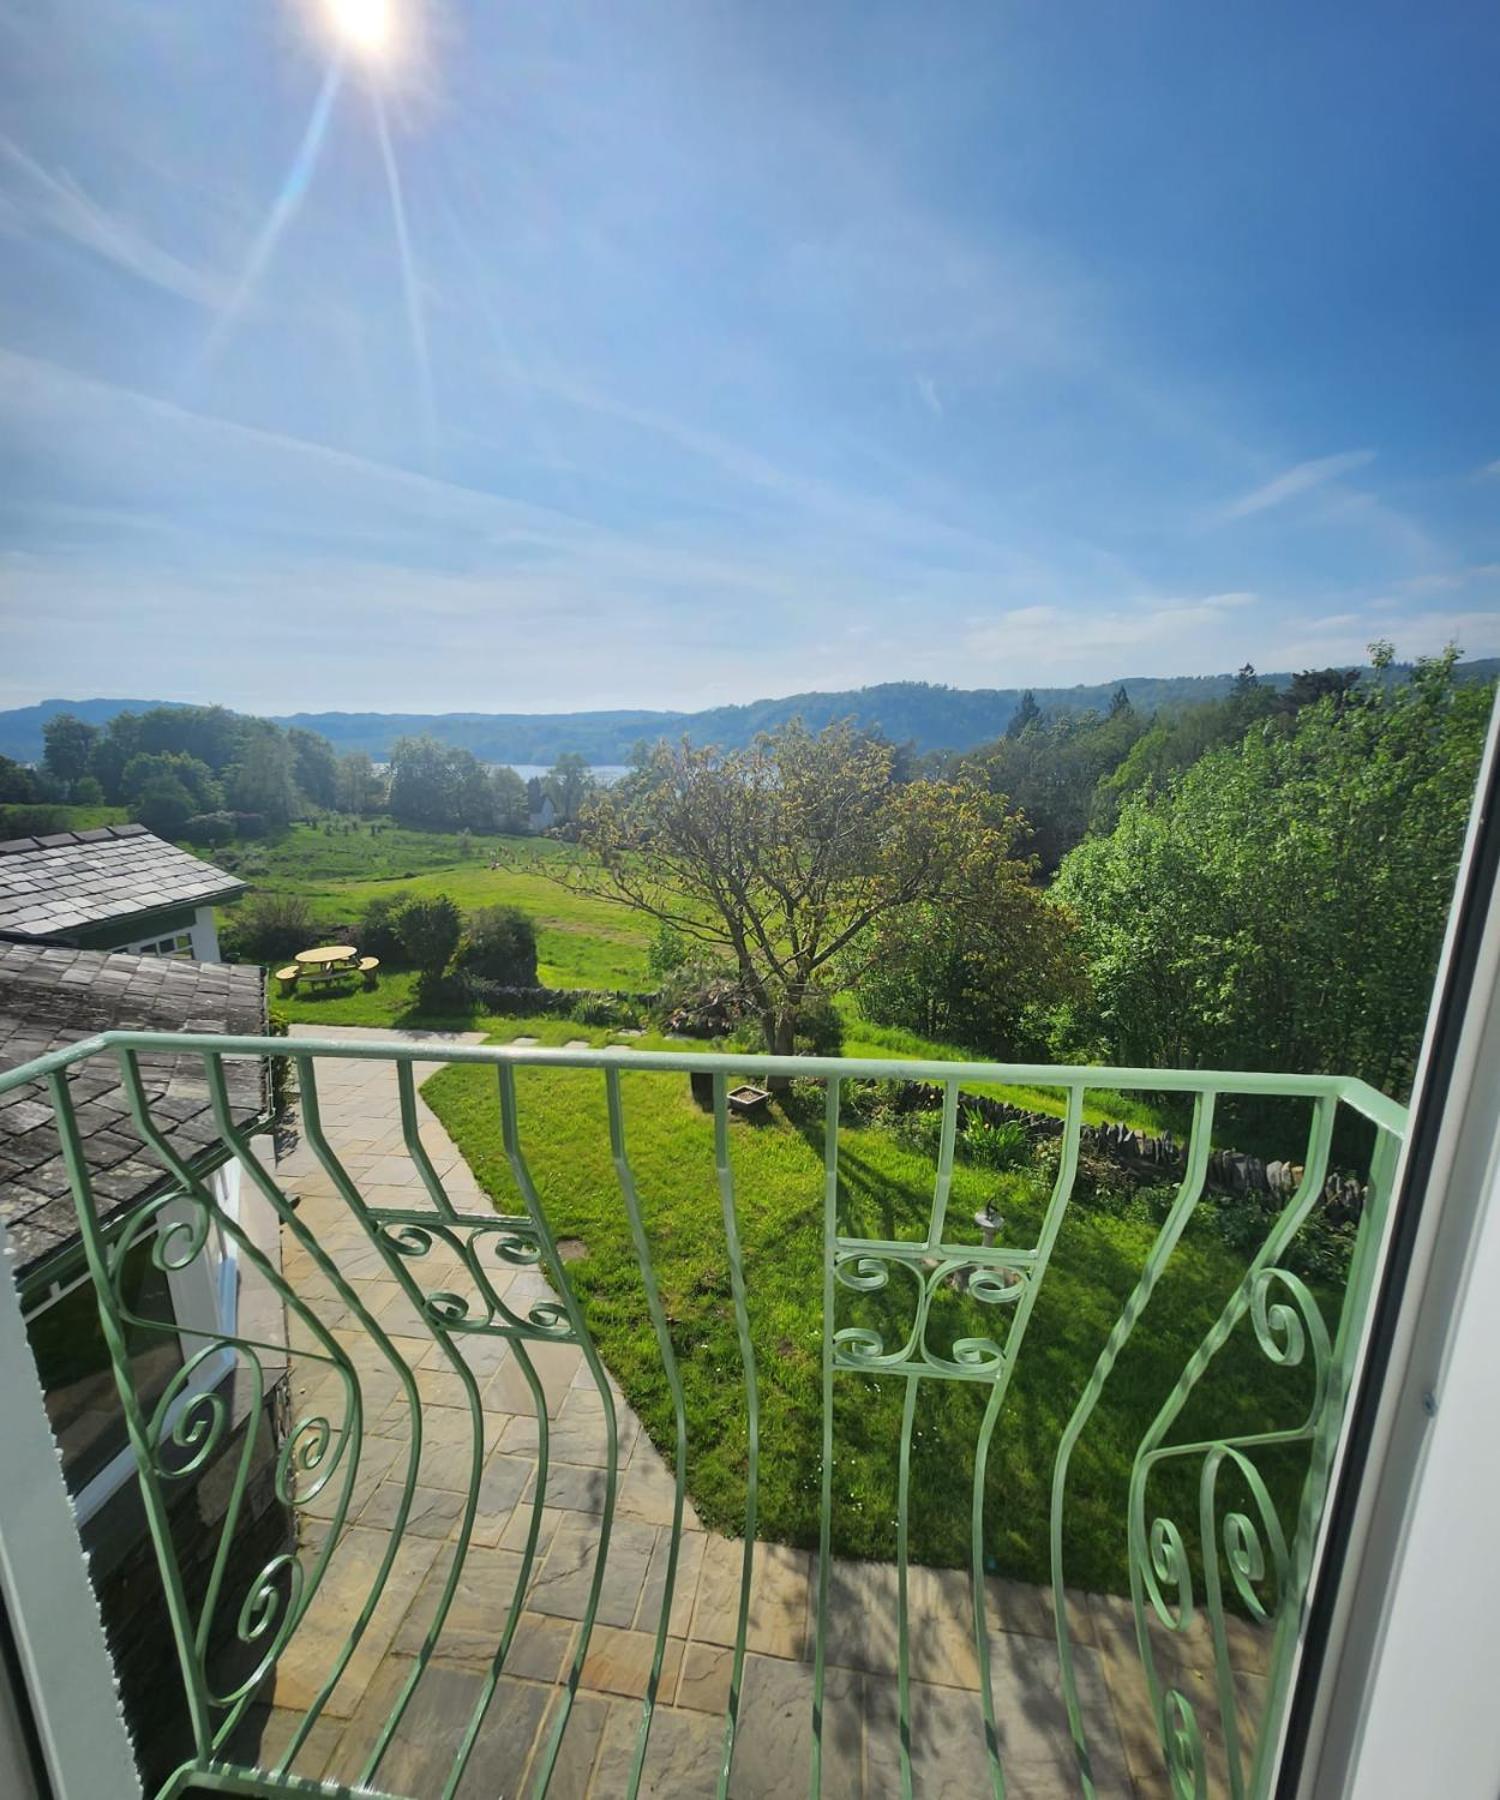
<box><xmin>565</xmin><ymin>720</ymin><xmax>1044</xmax><ymax>1063</ymax></box>
<box><xmin>89</xmin><ymin>712</ymin><xmax>142</xmax><ymax>802</ymax></box>
<box><xmin>289</xmin><ymin>728</ymin><xmax>339</xmax><ymax>809</ymax></box>
<box><xmin>452</xmin><ymin>906</ymin><xmax>538</xmax><ymax>986</ymax></box>
<box><xmin>122</xmin><ymin>751</ymin><xmax>221</xmax><ymax>814</ymax></box>
<box><xmin>129</xmin><ymin>774</ymin><xmax>197</xmax><ymax>837</ymax></box>
<box><xmin>335</xmin><ymin>751</ymin><xmax>381</xmax><ymax>814</ymax></box>
<box><xmin>388</xmin><ymin>736</ymin><xmax>497</xmax><ymax>830</ymax></box>
<box><xmin>1054</xmin><ymin>648</ymin><xmax>1493</xmax><ymax>1097</ymax></box>
<box><xmin>853</xmin><ymin>892</ymin><xmax>1083</xmax><ymax>1058</ymax></box>
<box><xmin>1090</xmin><ymin>682</ymin><xmax>1279</xmax><ymax>832</ymax></box>
<box><xmin>647</xmin><ymin>923</ymin><xmax>690</xmax><ymax>980</ymax></box>
<box><xmin>70</xmin><ymin>775</ymin><xmax>105</xmax><ymax>806</ymax></box>
<box><xmin>454</xmin><ymin>754</ymin><xmax>497</xmax><ymax>832</ymax></box>
<box><xmin>490</xmin><ymin>766</ymin><xmax>528</xmax><ymax>834</ymax></box>
<box><xmin>42</xmin><ymin>714</ymin><xmax>98</xmax><ymax>788</ymax></box>
<box><xmin>396</xmin><ymin>895</ymin><xmax>463</xmax><ymax>975</ymax></box>
<box><xmin>1283</xmin><ymin>666</ymin><xmax>1363</xmax><ymax>713</ymax></box>
<box><xmin>962</xmin><ymin>702</ymin><xmax>1147</xmax><ymax>871</ymax></box>
<box><xmin>545</xmin><ymin>753</ymin><xmax>594</xmax><ymax>824</ymax></box>
<box><xmin>134</xmin><ymin>705</ymin><xmax>242</xmax><ymax>771</ymax></box>
<box><xmin>1006</xmin><ymin>690</ymin><xmax>1042</xmax><ymax>738</ymax></box>
<box><xmin>0</xmin><ymin>754</ymin><xmax>37</xmax><ymax>804</ymax></box>
<box><xmin>226</xmin><ymin>727</ymin><xmax>298</xmax><ymax>826</ymax></box>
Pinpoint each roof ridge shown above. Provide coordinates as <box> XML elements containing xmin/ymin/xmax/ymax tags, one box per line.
<box><xmin>0</xmin><ymin>822</ymin><xmax>149</xmax><ymax>855</ymax></box>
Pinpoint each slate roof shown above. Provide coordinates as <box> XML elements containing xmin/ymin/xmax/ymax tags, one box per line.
<box><xmin>0</xmin><ymin>824</ymin><xmax>245</xmax><ymax>944</ymax></box>
<box><xmin>0</xmin><ymin>944</ymin><xmax>269</xmax><ymax>1277</ymax></box>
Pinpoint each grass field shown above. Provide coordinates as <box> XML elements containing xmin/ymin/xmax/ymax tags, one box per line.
<box><xmin>258</xmin><ymin>821</ymin><xmax>1184</xmax><ymax>1130</ymax></box>
<box><xmin>229</xmin><ymin>823</ymin><xmax>653</xmax><ymax>988</ymax></box>
<box><xmin>422</xmin><ymin>1016</ymin><xmax>1320</xmax><ymax>1591</ymax></box>
<box><xmin>0</xmin><ymin>801</ymin><xmax>130</xmax><ymax>836</ymax></box>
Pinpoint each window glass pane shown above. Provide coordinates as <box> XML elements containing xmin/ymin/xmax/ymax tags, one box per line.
<box><xmin>28</xmin><ymin>1235</ymin><xmax>185</xmax><ymax>1496</ymax></box>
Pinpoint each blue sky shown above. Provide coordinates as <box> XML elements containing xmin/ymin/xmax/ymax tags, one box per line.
<box><xmin>1</xmin><ymin>0</ymin><xmax>1496</xmax><ymax>713</ymax></box>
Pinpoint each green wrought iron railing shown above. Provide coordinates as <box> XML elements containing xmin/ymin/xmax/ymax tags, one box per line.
<box><xmin>0</xmin><ymin>1033</ymin><xmax>1407</xmax><ymax>1800</ymax></box>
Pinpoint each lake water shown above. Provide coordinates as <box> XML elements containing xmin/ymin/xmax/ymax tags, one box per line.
<box><xmin>371</xmin><ymin>762</ymin><xmax>630</xmax><ymax>783</ymax></box>
<box><xmin>504</xmin><ymin>764</ymin><xmax>630</xmax><ymax>784</ymax></box>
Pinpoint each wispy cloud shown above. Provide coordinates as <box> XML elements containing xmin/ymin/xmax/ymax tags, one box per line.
<box><xmin>916</xmin><ymin>375</ymin><xmax>943</xmax><ymax>417</ymax></box>
<box><xmin>1217</xmin><ymin>449</ymin><xmax>1376</xmax><ymax>522</ymax></box>
<box><xmin>0</xmin><ymin>136</ymin><xmax>226</xmax><ymax>308</ymax></box>
<box><xmin>1480</xmin><ymin>459</ymin><xmax>1500</xmax><ymax>479</ymax></box>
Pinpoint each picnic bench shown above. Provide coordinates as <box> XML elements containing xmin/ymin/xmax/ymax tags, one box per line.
<box><xmin>275</xmin><ymin>947</ymin><xmax>380</xmax><ymax>996</ymax></box>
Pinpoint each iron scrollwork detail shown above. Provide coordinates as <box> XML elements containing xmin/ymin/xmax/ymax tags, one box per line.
<box><xmin>1128</xmin><ymin>1265</ymin><xmax>1333</xmax><ymax>1799</ymax></box>
<box><xmin>831</xmin><ymin>1245</ymin><xmax>1024</xmax><ymax>1380</ymax></box>
<box><xmin>375</xmin><ymin>1216</ymin><xmax>577</xmax><ymax>1342</ymax></box>
<box><xmin>106</xmin><ymin>1189</ymin><xmax>362</xmax><ymax>1708</ymax></box>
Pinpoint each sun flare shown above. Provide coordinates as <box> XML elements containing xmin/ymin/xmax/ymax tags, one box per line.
<box><xmin>324</xmin><ymin>0</ymin><xmax>395</xmax><ymax>59</ymax></box>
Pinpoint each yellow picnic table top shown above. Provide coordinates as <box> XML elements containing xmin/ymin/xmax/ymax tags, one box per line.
<box><xmin>295</xmin><ymin>945</ymin><xmax>358</xmax><ymax>968</ymax></box>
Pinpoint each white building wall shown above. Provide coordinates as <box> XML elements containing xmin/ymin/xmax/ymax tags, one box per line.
<box><xmin>188</xmin><ymin>904</ymin><xmax>222</xmax><ymax>962</ymax></box>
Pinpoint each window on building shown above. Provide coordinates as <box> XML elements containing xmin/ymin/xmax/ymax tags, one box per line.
<box><xmin>125</xmin><ymin>931</ymin><xmax>195</xmax><ymax>961</ymax></box>
<box><xmin>26</xmin><ymin>1232</ymin><xmax>185</xmax><ymax>1498</ymax></box>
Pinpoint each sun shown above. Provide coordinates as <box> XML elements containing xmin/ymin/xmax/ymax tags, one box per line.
<box><xmin>323</xmin><ymin>0</ymin><xmax>395</xmax><ymax>59</ymax></box>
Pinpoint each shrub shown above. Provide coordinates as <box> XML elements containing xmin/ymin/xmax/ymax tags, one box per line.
<box><xmin>894</xmin><ymin>1108</ymin><xmax>946</xmax><ymax>1159</ymax></box>
<box><xmin>646</xmin><ymin>923</ymin><xmax>690</xmax><ymax>980</ymax></box>
<box><xmin>652</xmin><ymin>956</ymin><xmax>750</xmax><ymax>1039</ymax></box>
<box><xmin>71</xmin><ymin>775</ymin><xmax>105</xmax><ymax>806</ymax></box>
<box><xmin>0</xmin><ymin>804</ymin><xmax>69</xmax><ymax>838</ymax></box>
<box><xmin>413</xmin><ymin>968</ymin><xmax>472</xmax><ymax>1013</ymax></box>
<box><xmin>221</xmin><ymin>892</ymin><xmax>314</xmax><ymax>964</ymax></box>
<box><xmin>396</xmin><ymin>895</ymin><xmax>463</xmax><ymax>975</ymax></box>
<box><xmin>130</xmin><ymin>774</ymin><xmax>196</xmax><ymax>837</ymax></box>
<box><xmin>960</xmin><ymin>1116</ymin><xmax>1031</xmax><ymax>1171</ymax></box>
<box><xmin>356</xmin><ymin>894</ymin><xmax>408</xmax><ymax>962</ymax></box>
<box><xmin>790</xmin><ymin>993</ymin><xmax>843</xmax><ymax>1057</ymax></box>
<box><xmin>569</xmin><ymin>994</ymin><xmax>639</xmax><ymax>1029</ymax></box>
<box><xmin>181</xmin><ymin>811</ymin><xmax>236</xmax><ymax>846</ymax></box>
<box><xmin>452</xmin><ymin>905</ymin><xmax>539</xmax><ymax>987</ymax></box>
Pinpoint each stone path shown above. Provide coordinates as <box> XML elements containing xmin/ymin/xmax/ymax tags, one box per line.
<box><xmin>238</xmin><ymin>1027</ymin><xmax>1265</xmax><ymax>1798</ymax></box>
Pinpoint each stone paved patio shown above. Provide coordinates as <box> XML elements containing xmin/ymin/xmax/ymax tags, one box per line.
<box><xmin>238</xmin><ymin>1027</ymin><xmax>1267</xmax><ymax>1798</ymax></box>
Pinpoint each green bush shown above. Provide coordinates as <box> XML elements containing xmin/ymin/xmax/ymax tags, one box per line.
<box><xmin>356</xmin><ymin>894</ymin><xmax>407</xmax><ymax>962</ymax></box>
<box><xmin>646</xmin><ymin>923</ymin><xmax>690</xmax><ymax>980</ymax></box>
<box><xmin>129</xmin><ymin>773</ymin><xmax>196</xmax><ymax>837</ymax></box>
<box><xmin>569</xmin><ymin>994</ymin><xmax>640</xmax><ymax>1029</ymax></box>
<box><xmin>413</xmin><ymin>968</ymin><xmax>472</xmax><ymax>1013</ymax></box>
<box><xmin>894</xmin><ymin>1108</ymin><xmax>946</xmax><ymax>1159</ymax></box>
<box><xmin>396</xmin><ymin>895</ymin><xmax>463</xmax><ymax>975</ymax></box>
<box><xmin>220</xmin><ymin>892</ymin><xmax>315</xmax><ymax>964</ymax></box>
<box><xmin>181</xmin><ymin>811</ymin><xmax>236</xmax><ymax>847</ymax></box>
<box><xmin>652</xmin><ymin>956</ymin><xmax>749</xmax><ymax>1038</ymax></box>
<box><xmin>790</xmin><ymin>993</ymin><xmax>843</xmax><ymax>1057</ymax></box>
<box><xmin>452</xmin><ymin>905</ymin><xmax>539</xmax><ymax>987</ymax></box>
<box><xmin>961</xmin><ymin>1116</ymin><xmax>1031</xmax><ymax>1171</ymax></box>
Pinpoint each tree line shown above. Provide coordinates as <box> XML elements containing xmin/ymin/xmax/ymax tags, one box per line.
<box><xmin>0</xmin><ymin>704</ymin><xmax>598</xmax><ymax>841</ymax></box>
<box><xmin>559</xmin><ymin>646</ymin><xmax>1492</xmax><ymax>1104</ymax></box>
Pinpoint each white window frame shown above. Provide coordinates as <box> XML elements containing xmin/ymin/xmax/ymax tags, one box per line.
<box><xmin>22</xmin><ymin>1161</ymin><xmax>242</xmax><ymax>1527</ymax></box>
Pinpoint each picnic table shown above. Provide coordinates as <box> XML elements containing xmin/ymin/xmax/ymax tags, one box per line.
<box><xmin>274</xmin><ymin>946</ymin><xmax>380</xmax><ymax>995</ymax></box>
<box><xmin>297</xmin><ymin>945</ymin><xmax>359</xmax><ymax>976</ymax></box>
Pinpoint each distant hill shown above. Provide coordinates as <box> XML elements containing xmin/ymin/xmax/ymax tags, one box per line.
<box><xmin>4</xmin><ymin>663</ymin><xmax>1496</xmax><ymax>765</ymax></box>
<box><xmin>0</xmin><ymin>696</ymin><xmax>180</xmax><ymax>763</ymax></box>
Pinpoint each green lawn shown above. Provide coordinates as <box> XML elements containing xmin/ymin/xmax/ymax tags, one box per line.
<box><xmin>224</xmin><ymin>823</ymin><xmax>653</xmax><ymax>989</ymax></box>
<box><xmin>0</xmin><ymin>801</ymin><xmax>130</xmax><ymax>836</ymax></box>
<box><xmin>837</xmin><ymin>1010</ymin><xmax>1181</xmax><ymax>1134</ymax></box>
<box><xmin>423</xmin><ymin>1017</ymin><xmax>1323</xmax><ymax>1593</ymax></box>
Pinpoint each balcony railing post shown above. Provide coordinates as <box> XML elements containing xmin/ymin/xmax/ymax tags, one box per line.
<box><xmin>0</xmin><ymin>1192</ymin><xmax>141</xmax><ymax>1796</ymax></box>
